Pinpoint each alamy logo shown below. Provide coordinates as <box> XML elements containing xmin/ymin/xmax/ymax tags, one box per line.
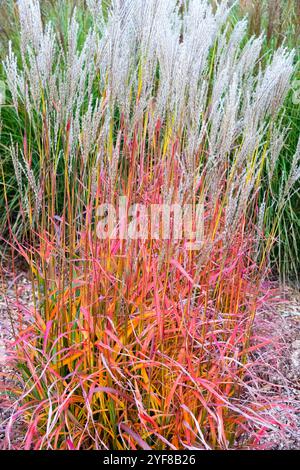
<box><xmin>0</xmin><ymin>81</ymin><xmax>5</xmax><ymax>108</ymax></box>
<box><xmin>292</xmin><ymin>79</ymin><xmax>300</xmax><ymax>105</ymax></box>
<box><xmin>96</xmin><ymin>197</ymin><xmax>204</xmax><ymax>250</ymax></box>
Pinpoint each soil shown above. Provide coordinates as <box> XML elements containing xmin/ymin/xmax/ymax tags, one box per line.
<box><xmin>0</xmin><ymin>266</ymin><xmax>33</xmax><ymax>446</ymax></box>
<box><xmin>251</xmin><ymin>285</ymin><xmax>300</xmax><ymax>449</ymax></box>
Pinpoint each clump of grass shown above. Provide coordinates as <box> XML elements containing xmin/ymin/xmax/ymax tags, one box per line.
<box><xmin>239</xmin><ymin>0</ymin><xmax>299</xmax><ymax>47</ymax></box>
<box><xmin>227</xmin><ymin>0</ymin><xmax>300</xmax><ymax>281</ymax></box>
<box><xmin>1</xmin><ymin>0</ymin><xmax>299</xmax><ymax>449</ymax></box>
<box><xmin>2</xmin><ymin>221</ymin><xmax>286</xmax><ymax>449</ymax></box>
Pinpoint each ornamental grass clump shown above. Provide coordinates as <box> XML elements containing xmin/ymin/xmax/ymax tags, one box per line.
<box><xmin>0</xmin><ymin>0</ymin><xmax>299</xmax><ymax>450</ymax></box>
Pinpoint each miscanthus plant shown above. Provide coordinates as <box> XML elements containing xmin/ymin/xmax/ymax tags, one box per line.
<box><xmin>1</xmin><ymin>0</ymin><xmax>299</xmax><ymax>450</ymax></box>
<box><xmin>235</xmin><ymin>0</ymin><xmax>300</xmax><ymax>282</ymax></box>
